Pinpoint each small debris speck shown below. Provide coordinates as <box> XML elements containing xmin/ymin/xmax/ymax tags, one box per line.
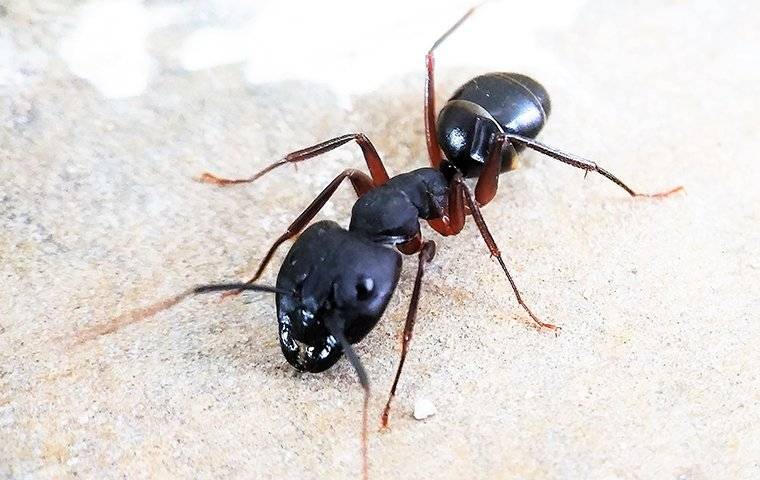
<box><xmin>413</xmin><ymin>397</ymin><xmax>436</xmax><ymax>420</ymax></box>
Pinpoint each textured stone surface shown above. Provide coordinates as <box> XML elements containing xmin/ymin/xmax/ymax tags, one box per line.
<box><xmin>2</xmin><ymin>1</ymin><xmax>759</xmax><ymax>479</ymax></box>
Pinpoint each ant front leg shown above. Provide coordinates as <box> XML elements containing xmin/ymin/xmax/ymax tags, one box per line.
<box><xmin>381</xmin><ymin>240</ymin><xmax>436</xmax><ymax>429</ymax></box>
<box><xmin>506</xmin><ymin>134</ymin><xmax>684</xmax><ymax>197</ymax></box>
<box><xmin>199</xmin><ymin>133</ymin><xmax>391</xmax><ymax>187</ymax></box>
<box><xmin>223</xmin><ymin>169</ymin><xmax>375</xmax><ymax>298</ymax></box>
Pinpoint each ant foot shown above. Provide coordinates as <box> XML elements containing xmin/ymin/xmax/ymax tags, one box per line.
<box><xmin>197</xmin><ymin>172</ymin><xmax>251</xmax><ymax>186</ymax></box>
<box><xmin>636</xmin><ymin>185</ymin><xmax>685</xmax><ymax>198</ymax></box>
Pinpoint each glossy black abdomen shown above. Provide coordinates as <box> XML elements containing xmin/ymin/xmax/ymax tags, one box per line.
<box><xmin>450</xmin><ymin>73</ymin><xmax>550</xmax><ymax>138</ymax></box>
<box><xmin>437</xmin><ymin>73</ymin><xmax>552</xmax><ymax>177</ymax></box>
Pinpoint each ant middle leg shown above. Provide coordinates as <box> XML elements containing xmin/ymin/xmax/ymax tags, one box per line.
<box><xmin>380</xmin><ymin>240</ymin><xmax>436</xmax><ymax>429</ymax></box>
<box><xmin>506</xmin><ymin>134</ymin><xmax>684</xmax><ymax>197</ymax></box>
<box><xmin>223</xmin><ymin>169</ymin><xmax>375</xmax><ymax>298</ymax></box>
<box><xmin>199</xmin><ymin>133</ymin><xmax>390</xmax><ymax>187</ymax></box>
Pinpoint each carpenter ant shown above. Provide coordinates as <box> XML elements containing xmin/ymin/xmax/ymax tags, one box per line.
<box><xmin>76</xmin><ymin>5</ymin><xmax>682</xmax><ymax>479</ymax></box>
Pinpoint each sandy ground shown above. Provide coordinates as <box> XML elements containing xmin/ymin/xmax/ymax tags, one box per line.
<box><xmin>2</xmin><ymin>1</ymin><xmax>759</xmax><ymax>479</ymax></box>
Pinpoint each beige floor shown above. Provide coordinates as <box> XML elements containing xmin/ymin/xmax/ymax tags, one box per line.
<box><xmin>2</xmin><ymin>1</ymin><xmax>759</xmax><ymax>479</ymax></box>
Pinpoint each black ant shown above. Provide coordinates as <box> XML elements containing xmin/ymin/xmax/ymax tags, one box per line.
<box><xmin>76</xmin><ymin>5</ymin><xmax>682</xmax><ymax>479</ymax></box>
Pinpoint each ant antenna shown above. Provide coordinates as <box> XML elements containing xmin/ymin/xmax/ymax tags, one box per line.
<box><xmin>325</xmin><ymin>315</ymin><xmax>370</xmax><ymax>480</ymax></box>
<box><xmin>74</xmin><ymin>283</ymin><xmax>290</xmax><ymax>345</ymax></box>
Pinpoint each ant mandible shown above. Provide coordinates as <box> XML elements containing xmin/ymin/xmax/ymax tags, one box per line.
<box><xmin>76</xmin><ymin>5</ymin><xmax>682</xmax><ymax>479</ymax></box>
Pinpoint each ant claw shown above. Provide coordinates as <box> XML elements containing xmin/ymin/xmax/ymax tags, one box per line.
<box><xmin>196</xmin><ymin>172</ymin><xmax>225</xmax><ymax>185</ymax></box>
<box><xmin>635</xmin><ymin>185</ymin><xmax>685</xmax><ymax>198</ymax></box>
<box><xmin>197</xmin><ymin>172</ymin><xmax>254</xmax><ymax>186</ymax></box>
<box><xmin>543</xmin><ymin>324</ymin><xmax>561</xmax><ymax>335</ymax></box>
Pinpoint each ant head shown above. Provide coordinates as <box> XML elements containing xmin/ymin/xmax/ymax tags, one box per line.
<box><xmin>275</xmin><ymin>221</ymin><xmax>402</xmax><ymax>373</ymax></box>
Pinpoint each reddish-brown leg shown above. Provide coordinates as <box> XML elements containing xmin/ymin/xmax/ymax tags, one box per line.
<box><xmin>199</xmin><ymin>133</ymin><xmax>390</xmax><ymax>187</ymax></box>
<box><xmin>424</xmin><ymin>52</ymin><xmax>443</xmax><ymax>169</ymax></box>
<box><xmin>425</xmin><ymin>6</ymin><xmax>482</xmax><ymax>168</ymax></box>
<box><xmin>223</xmin><ymin>169</ymin><xmax>375</xmax><ymax>298</ymax></box>
<box><xmin>455</xmin><ymin>175</ymin><xmax>559</xmax><ymax>332</ymax></box>
<box><xmin>506</xmin><ymin>134</ymin><xmax>684</xmax><ymax>197</ymax></box>
<box><xmin>430</xmin><ymin>171</ymin><xmax>557</xmax><ymax>331</ymax></box>
<box><xmin>396</xmin><ymin>232</ymin><xmax>423</xmax><ymax>255</ymax></box>
<box><xmin>380</xmin><ymin>240</ymin><xmax>436</xmax><ymax>429</ymax></box>
<box><xmin>427</xmin><ymin>173</ymin><xmax>465</xmax><ymax>236</ymax></box>
<box><xmin>474</xmin><ymin>133</ymin><xmax>511</xmax><ymax>206</ymax></box>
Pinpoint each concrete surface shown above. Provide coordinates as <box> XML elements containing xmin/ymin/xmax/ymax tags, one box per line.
<box><xmin>2</xmin><ymin>1</ymin><xmax>759</xmax><ymax>479</ymax></box>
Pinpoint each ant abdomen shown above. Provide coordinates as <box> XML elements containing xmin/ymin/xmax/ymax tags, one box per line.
<box><xmin>437</xmin><ymin>73</ymin><xmax>551</xmax><ymax>177</ymax></box>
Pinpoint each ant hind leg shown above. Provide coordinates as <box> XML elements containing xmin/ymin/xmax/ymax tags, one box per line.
<box><xmin>506</xmin><ymin>134</ymin><xmax>683</xmax><ymax>198</ymax></box>
<box><xmin>424</xmin><ymin>5</ymin><xmax>484</xmax><ymax>168</ymax></box>
<box><xmin>199</xmin><ymin>133</ymin><xmax>391</xmax><ymax>187</ymax></box>
<box><xmin>450</xmin><ymin>174</ymin><xmax>559</xmax><ymax>332</ymax></box>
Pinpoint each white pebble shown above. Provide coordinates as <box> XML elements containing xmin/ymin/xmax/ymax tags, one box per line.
<box><xmin>413</xmin><ymin>398</ymin><xmax>437</xmax><ymax>420</ymax></box>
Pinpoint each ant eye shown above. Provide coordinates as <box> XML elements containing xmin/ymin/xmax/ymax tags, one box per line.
<box><xmin>355</xmin><ymin>277</ymin><xmax>374</xmax><ymax>301</ymax></box>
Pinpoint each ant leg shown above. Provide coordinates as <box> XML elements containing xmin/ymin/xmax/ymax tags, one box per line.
<box><xmin>474</xmin><ymin>133</ymin><xmax>510</xmax><ymax>206</ymax></box>
<box><xmin>396</xmin><ymin>232</ymin><xmax>422</xmax><ymax>255</ymax></box>
<box><xmin>455</xmin><ymin>175</ymin><xmax>559</xmax><ymax>332</ymax></box>
<box><xmin>506</xmin><ymin>134</ymin><xmax>684</xmax><ymax>197</ymax></box>
<box><xmin>425</xmin><ymin>5</ymin><xmax>483</xmax><ymax>168</ymax></box>
<box><xmin>380</xmin><ymin>240</ymin><xmax>436</xmax><ymax>429</ymax></box>
<box><xmin>424</xmin><ymin>51</ymin><xmax>443</xmax><ymax>168</ymax></box>
<box><xmin>223</xmin><ymin>169</ymin><xmax>374</xmax><ymax>299</ymax></box>
<box><xmin>199</xmin><ymin>133</ymin><xmax>390</xmax><ymax>187</ymax></box>
<box><xmin>426</xmin><ymin>174</ymin><xmax>465</xmax><ymax>236</ymax></box>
